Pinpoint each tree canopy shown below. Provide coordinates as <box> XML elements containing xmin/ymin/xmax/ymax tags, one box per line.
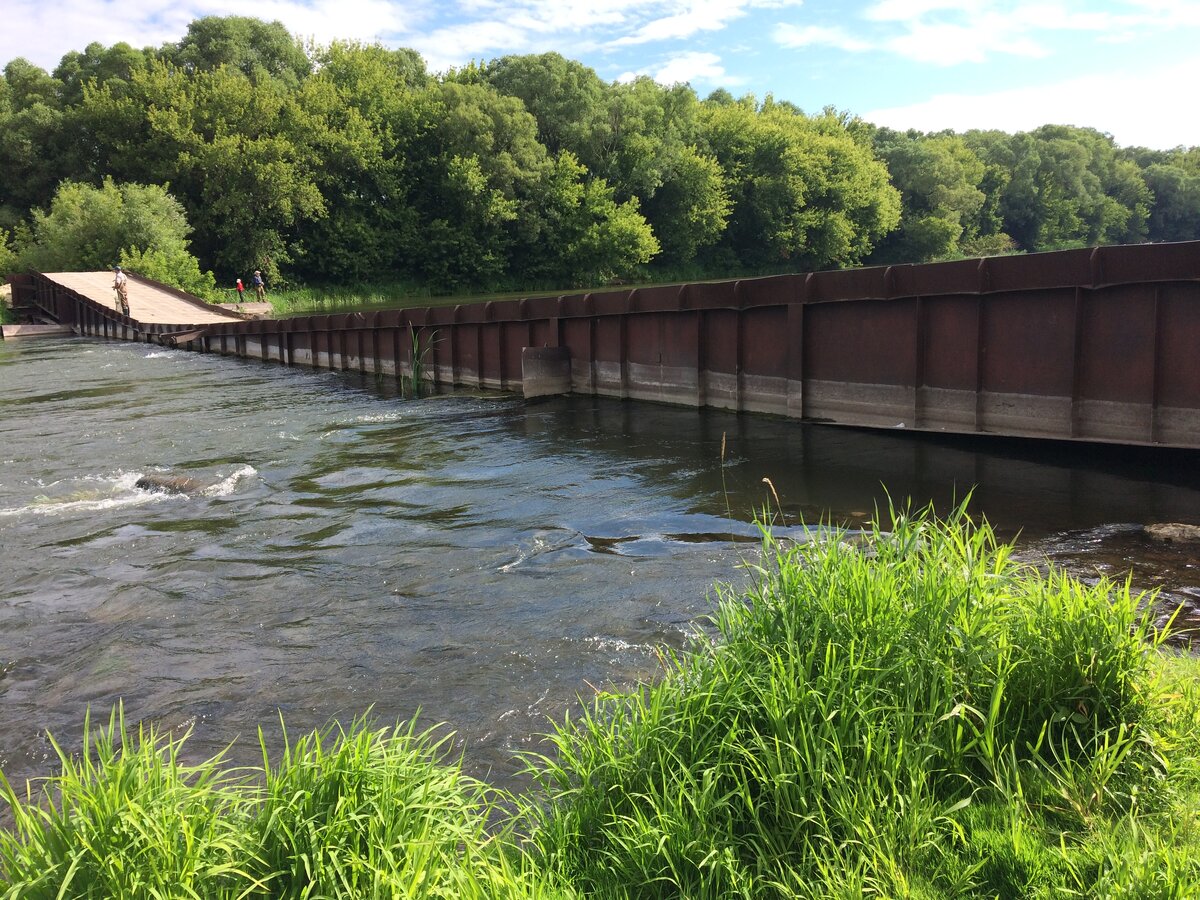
<box><xmin>1</xmin><ymin>17</ymin><xmax>1196</xmax><ymax>292</ymax></box>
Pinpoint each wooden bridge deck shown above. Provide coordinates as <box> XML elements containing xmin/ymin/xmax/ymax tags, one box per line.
<box><xmin>42</xmin><ymin>272</ymin><xmax>241</xmax><ymax>325</ymax></box>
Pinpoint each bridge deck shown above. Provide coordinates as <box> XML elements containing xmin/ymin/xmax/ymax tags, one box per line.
<box><xmin>43</xmin><ymin>272</ymin><xmax>241</xmax><ymax>325</ymax></box>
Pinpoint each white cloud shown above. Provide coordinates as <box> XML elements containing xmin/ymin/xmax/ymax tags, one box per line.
<box><xmin>852</xmin><ymin>0</ymin><xmax>1183</xmax><ymax>66</ymax></box>
<box><xmin>773</xmin><ymin>23</ymin><xmax>870</xmax><ymax>51</ymax></box>
<box><xmin>863</xmin><ymin>56</ymin><xmax>1200</xmax><ymax>149</ymax></box>
<box><xmin>884</xmin><ymin>15</ymin><xmax>1049</xmax><ymax>64</ymax></box>
<box><xmin>609</xmin><ymin>0</ymin><xmax>751</xmax><ymax>47</ymax></box>
<box><xmin>863</xmin><ymin>0</ymin><xmax>977</xmax><ymax>21</ymax></box>
<box><xmin>653</xmin><ymin>50</ymin><xmax>726</xmax><ymax>84</ymax></box>
<box><xmin>618</xmin><ymin>50</ymin><xmax>748</xmax><ymax>88</ymax></box>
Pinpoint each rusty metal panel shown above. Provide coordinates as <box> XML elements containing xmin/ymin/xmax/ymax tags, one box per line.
<box><xmin>900</xmin><ymin>258</ymin><xmax>982</xmax><ymax>297</ymax></box>
<box><xmin>659</xmin><ymin>310</ymin><xmax>700</xmax><ymax>369</ymax></box>
<box><xmin>1157</xmin><ymin>285</ymin><xmax>1200</xmax><ymax>410</ymax></box>
<box><xmin>986</xmin><ymin>248</ymin><xmax>1093</xmax><ymax>293</ymax></box>
<box><xmin>922</xmin><ymin>295</ymin><xmax>979</xmax><ymax>390</ymax></box>
<box><xmin>558</xmin><ymin>293</ymin><xmax>593</xmax><ymax>317</ymax></box>
<box><xmin>981</xmin><ymin>290</ymin><xmax>1075</xmax><ymax>396</ymax></box>
<box><xmin>737</xmin><ymin>274</ymin><xmax>800</xmax><ymax>308</ymax></box>
<box><xmin>808</xmin><ymin>266</ymin><xmax>888</xmax><ymax>302</ymax></box>
<box><xmin>519</xmin><ymin>296</ymin><xmax>560</xmax><ymax>319</ymax></box>
<box><xmin>686</xmin><ymin>280</ymin><xmax>738</xmax><ymax>309</ymax></box>
<box><xmin>741</xmin><ymin>307</ymin><xmax>789</xmax><ymax>376</ymax></box>
<box><xmin>1077</xmin><ymin>286</ymin><xmax>1156</xmax><ymax>402</ymax></box>
<box><xmin>702</xmin><ymin>309</ymin><xmax>740</xmax><ymax>375</ymax></box>
<box><xmin>502</xmin><ymin>322</ymin><xmax>528</xmax><ymax>385</ymax></box>
<box><xmin>526</xmin><ymin>319</ymin><xmax>554</xmax><ymax>348</ymax></box>
<box><xmin>592</xmin><ymin>290</ymin><xmax>632</xmax><ymax>317</ymax></box>
<box><xmin>455</xmin><ymin>322</ymin><xmax>480</xmax><ymax>378</ymax></box>
<box><xmin>805</xmin><ymin>298</ymin><xmax>918</xmax><ymax>385</ymax></box>
<box><xmin>625</xmin><ymin>314</ymin><xmax>663</xmax><ymax>366</ymax></box>
<box><xmin>629</xmin><ymin>284</ymin><xmax>683</xmax><ymax>313</ymax></box>
<box><xmin>1095</xmin><ymin>241</ymin><xmax>1200</xmax><ymax>285</ymax></box>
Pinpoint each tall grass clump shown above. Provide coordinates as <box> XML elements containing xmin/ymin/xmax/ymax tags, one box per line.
<box><xmin>1</xmin><ymin>713</ymin><xmax>570</xmax><ymax>899</ymax></box>
<box><xmin>0</xmin><ymin>707</ymin><xmax>251</xmax><ymax>898</ymax></box>
<box><xmin>241</xmin><ymin>717</ymin><xmax>567</xmax><ymax>898</ymax></box>
<box><xmin>524</xmin><ymin>501</ymin><xmax>1198</xmax><ymax>897</ymax></box>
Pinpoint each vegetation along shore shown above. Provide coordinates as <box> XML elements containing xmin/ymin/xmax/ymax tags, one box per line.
<box><xmin>2</xmin><ymin>16</ymin><xmax>1198</xmax><ymax>307</ymax></box>
<box><xmin>3</xmin><ymin>505</ymin><xmax>1198</xmax><ymax>897</ymax></box>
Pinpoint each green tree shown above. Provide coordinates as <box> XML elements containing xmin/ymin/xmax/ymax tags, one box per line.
<box><xmin>162</xmin><ymin>16</ymin><xmax>312</xmax><ymax>88</ymax></box>
<box><xmin>868</xmin><ymin>130</ymin><xmax>988</xmax><ymax>263</ymax></box>
<box><xmin>516</xmin><ymin>151</ymin><xmax>659</xmax><ymax>286</ymax></box>
<box><xmin>1140</xmin><ymin>159</ymin><xmax>1200</xmax><ymax>243</ymax></box>
<box><xmin>639</xmin><ymin>144</ymin><xmax>729</xmax><ymax>264</ymax></box>
<box><xmin>17</xmin><ymin>178</ymin><xmax>214</xmax><ymax>297</ymax></box>
<box><xmin>129</xmin><ymin>60</ymin><xmax>325</xmax><ymax>280</ymax></box>
<box><xmin>966</xmin><ymin>126</ymin><xmax>1150</xmax><ymax>252</ymax></box>
<box><xmin>0</xmin><ymin>60</ymin><xmax>69</xmax><ymax>226</ymax></box>
<box><xmin>484</xmin><ymin>53</ymin><xmax>612</xmax><ymax>172</ymax></box>
<box><xmin>702</xmin><ymin>98</ymin><xmax>899</xmax><ymax>270</ymax></box>
<box><xmin>405</xmin><ymin>80</ymin><xmax>547</xmax><ymax>288</ymax></box>
<box><xmin>0</xmin><ymin>227</ymin><xmax>17</xmax><ymax>277</ymax></box>
<box><xmin>290</xmin><ymin>41</ymin><xmax>429</xmax><ymax>282</ymax></box>
<box><xmin>53</xmin><ymin>41</ymin><xmax>149</xmax><ymax>107</ymax></box>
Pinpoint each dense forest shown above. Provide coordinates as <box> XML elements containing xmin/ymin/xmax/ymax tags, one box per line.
<box><xmin>1</xmin><ymin>15</ymin><xmax>1198</xmax><ymax>298</ymax></box>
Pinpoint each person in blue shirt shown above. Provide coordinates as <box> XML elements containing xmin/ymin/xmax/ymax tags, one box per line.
<box><xmin>253</xmin><ymin>270</ymin><xmax>265</xmax><ymax>301</ymax></box>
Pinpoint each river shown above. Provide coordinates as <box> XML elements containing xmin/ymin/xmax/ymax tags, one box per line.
<box><xmin>2</xmin><ymin>336</ymin><xmax>1198</xmax><ymax>795</ymax></box>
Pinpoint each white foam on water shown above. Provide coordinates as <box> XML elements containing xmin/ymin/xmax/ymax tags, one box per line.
<box><xmin>0</xmin><ymin>470</ymin><xmax>167</xmax><ymax>517</ymax></box>
<box><xmin>202</xmin><ymin>465</ymin><xmax>256</xmax><ymax>497</ymax></box>
<box><xmin>0</xmin><ymin>465</ymin><xmax>256</xmax><ymax>516</ymax></box>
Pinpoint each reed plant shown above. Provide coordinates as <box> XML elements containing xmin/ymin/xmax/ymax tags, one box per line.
<box><xmin>522</xmin><ymin>500</ymin><xmax>1200</xmax><ymax>897</ymax></box>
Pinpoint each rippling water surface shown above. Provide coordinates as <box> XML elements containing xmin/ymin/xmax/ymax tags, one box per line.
<box><xmin>2</xmin><ymin>336</ymin><xmax>1199</xmax><ymax>793</ymax></box>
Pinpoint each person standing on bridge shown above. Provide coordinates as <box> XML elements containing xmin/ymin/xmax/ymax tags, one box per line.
<box><xmin>112</xmin><ymin>266</ymin><xmax>129</xmax><ymax>316</ymax></box>
<box><xmin>253</xmin><ymin>270</ymin><xmax>265</xmax><ymax>301</ymax></box>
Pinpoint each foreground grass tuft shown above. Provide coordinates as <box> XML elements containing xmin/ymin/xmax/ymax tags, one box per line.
<box><xmin>3</xmin><ymin>504</ymin><xmax>1199</xmax><ymax>897</ymax></box>
<box><xmin>523</xmin><ymin>502</ymin><xmax>1200</xmax><ymax>897</ymax></box>
<box><xmin>0</xmin><ymin>715</ymin><xmax>567</xmax><ymax>899</ymax></box>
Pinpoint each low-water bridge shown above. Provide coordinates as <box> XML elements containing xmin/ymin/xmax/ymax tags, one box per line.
<box><xmin>8</xmin><ymin>241</ymin><xmax>1200</xmax><ymax>449</ymax></box>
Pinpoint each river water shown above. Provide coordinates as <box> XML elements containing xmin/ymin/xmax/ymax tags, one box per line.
<box><xmin>2</xmin><ymin>337</ymin><xmax>1199</xmax><ymax>794</ymax></box>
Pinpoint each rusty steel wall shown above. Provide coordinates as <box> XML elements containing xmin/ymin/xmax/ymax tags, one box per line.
<box><xmin>18</xmin><ymin>241</ymin><xmax>1200</xmax><ymax>448</ymax></box>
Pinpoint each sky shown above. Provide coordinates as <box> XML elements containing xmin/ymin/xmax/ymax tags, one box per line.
<box><xmin>5</xmin><ymin>0</ymin><xmax>1199</xmax><ymax>149</ymax></box>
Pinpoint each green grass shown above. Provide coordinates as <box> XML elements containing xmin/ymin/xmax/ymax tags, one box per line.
<box><xmin>521</xmin><ymin>500</ymin><xmax>1200</xmax><ymax>897</ymax></box>
<box><xmin>3</xmin><ymin>504</ymin><xmax>1200</xmax><ymax>898</ymax></box>
<box><xmin>263</xmin><ymin>265</ymin><xmax>786</xmax><ymax>318</ymax></box>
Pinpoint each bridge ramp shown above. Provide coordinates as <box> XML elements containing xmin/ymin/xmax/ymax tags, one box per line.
<box><xmin>42</xmin><ymin>272</ymin><xmax>241</xmax><ymax>325</ymax></box>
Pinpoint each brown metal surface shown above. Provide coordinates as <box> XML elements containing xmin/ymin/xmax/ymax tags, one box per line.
<box><xmin>18</xmin><ymin>241</ymin><xmax>1200</xmax><ymax>448</ymax></box>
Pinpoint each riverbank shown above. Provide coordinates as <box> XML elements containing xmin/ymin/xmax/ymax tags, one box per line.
<box><xmin>4</xmin><ymin>507</ymin><xmax>1199</xmax><ymax>897</ymax></box>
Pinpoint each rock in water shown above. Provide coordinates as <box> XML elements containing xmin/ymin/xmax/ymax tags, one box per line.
<box><xmin>1144</xmin><ymin>523</ymin><xmax>1200</xmax><ymax>543</ymax></box>
<box><xmin>135</xmin><ymin>474</ymin><xmax>204</xmax><ymax>495</ymax></box>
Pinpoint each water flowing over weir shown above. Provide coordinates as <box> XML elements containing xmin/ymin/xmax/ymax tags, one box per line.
<box><xmin>12</xmin><ymin>240</ymin><xmax>1200</xmax><ymax>448</ymax></box>
<box><xmin>2</xmin><ymin>335</ymin><xmax>1200</xmax><ymax>805</ymax></box>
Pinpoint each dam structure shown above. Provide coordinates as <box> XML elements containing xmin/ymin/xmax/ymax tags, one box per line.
<box><xmin>8</xmin><ymin>240</ymin><xmax>1200</xmax><ymax>449</ymax></box>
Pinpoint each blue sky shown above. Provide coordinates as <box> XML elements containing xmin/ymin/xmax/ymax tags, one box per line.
<box><xmin>6</xmin><ymin>0</ymin><xmax>1199</xmax><ymax>148</ymax></box>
